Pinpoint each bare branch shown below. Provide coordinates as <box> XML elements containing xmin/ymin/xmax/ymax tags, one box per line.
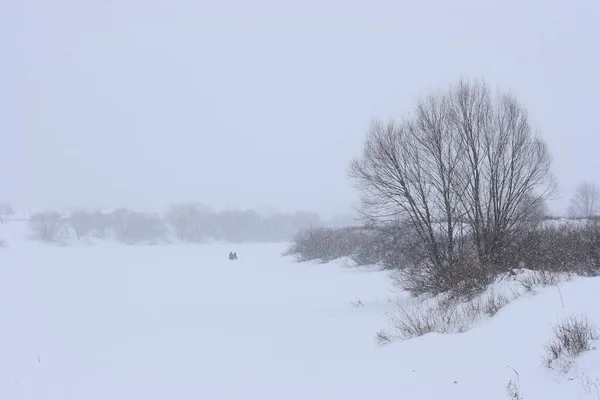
<box><xmin>568</xmin><ymin>181</ymin><xmax>600</xmax><ymax>219</ymax></box>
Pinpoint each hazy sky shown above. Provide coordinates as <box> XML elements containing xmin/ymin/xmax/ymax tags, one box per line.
<box><xmin>2</xmin><ymin>0</ymin><xmax>599</xmax><ymax>215</ymax></box>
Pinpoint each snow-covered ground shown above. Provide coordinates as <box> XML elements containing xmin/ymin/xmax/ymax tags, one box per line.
<box><xmin>1</xmin><ymin>221</ymin><xmax>600</xmax><ymax>399</ymax></box>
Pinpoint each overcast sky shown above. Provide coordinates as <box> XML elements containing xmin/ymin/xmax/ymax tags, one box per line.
<box><xmin>2</xmin><ymin>0</ymin><xmax>599</xmax><ymax>216</ymax></box>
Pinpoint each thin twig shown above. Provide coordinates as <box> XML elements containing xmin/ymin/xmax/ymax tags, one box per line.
<box><xmin>557</xmin><ymin>285</ymin><xmax>565</xmax><ymax>309</ymax></box>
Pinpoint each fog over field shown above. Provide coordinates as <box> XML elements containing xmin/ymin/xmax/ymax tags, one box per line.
<box><xmin>2</xmin><ymin>0</ymin><xmax>599</xmax><ymax>215</ymax></box>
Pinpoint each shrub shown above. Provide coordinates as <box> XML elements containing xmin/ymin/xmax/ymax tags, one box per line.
<box><xmin>515</xmin><ymin>221</ymin><xmax>600</xmax><ymax>276</ymax></box>
<box><xmin>542</xmin><ymin>314</ymin><xmax>599</xmax><ymax>372</ymax></box>
<box><xmin>392</xmin><ymin>248</ymin><xmax>494</xmax><ymax>299</ymax></box>
<box><xmin>506</xmin><ymin>367</ymin><xmax>523</xmax><ymax>400</ymax></box>
<box><xmin>516</xmin><ymin>270</ymin><xmax>570</xmax><ymax>292</ymax></box>
<box><xmin>387</xmin><ymin>289</ymin><xmax>518</xmax><ymax>340</ymax></box>
<box><xmin>284</xmin><ymin>226</ymin><xmax>384</xmax><ymax>265</ymax></box>
<box><xmin>374</xmin><ymin>330</ymin><xmax>392</xmax><ymax>345</ymax></box>
<box><xmin>375</xmin><ymin>222</ymin><xmax>418</xmax><ymax>271</ymax></box>
<box><xmin>290</xmin><ymin>218</ymin><xmax>600</xmax><ymax>300</ymax></box>
<box><xmin>388</xmin><ymin>300</ymin><xmax>473</xmax><ymax>339</ymax></box>
<box><xmin>481</xmin><ymin>292</ymin><xmax>513</xmax><ymax>317</ymax></box>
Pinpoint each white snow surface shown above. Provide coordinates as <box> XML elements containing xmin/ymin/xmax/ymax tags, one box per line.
<box><xmin>1</xmin><ymin>222</ymin><xmax>600</xmax><ymax>399</ymax></box>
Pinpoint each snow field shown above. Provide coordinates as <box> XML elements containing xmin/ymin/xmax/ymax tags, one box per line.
<box><xmin>1</xmin><ymin>221</ymin><xmax>600</xmax><ymax>399</ymax></box>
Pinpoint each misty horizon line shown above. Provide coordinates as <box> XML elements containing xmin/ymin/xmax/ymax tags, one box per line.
<box><xmin>2</xmin><ymin>201</ymin><xmax>359</xmax><ymax>220</ymax></box>
<box><xmin>0</xmin><ymin>199</ymin><xmax>589</xmax><ymax>222</ymax></box>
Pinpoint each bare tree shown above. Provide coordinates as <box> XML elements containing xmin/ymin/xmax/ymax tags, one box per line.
<box><xmin>110</xmin><ymin>209</ymin><xmax>166</xmax><ymax>245</ymax></box>
<box><xmin>567</xmin><ymin>181</ymin><xmax>600</xmax><ymax>219</ymax></box>
<box><xmin>68</xmin><ymin>209</ymin><xmax>109</xmax><ymax>239</ymax></box>
<box><xmin>449</xmin><ymin>81</ymin><xmax>556</xmax><ymax>271</ymax></box>
<box><xmin>166</xmin><ymin>203</ymin><xmax>208</xmax><ymax>243</ymax></box>
<box><xmin>30</xmin><ymin>212</ymin><xmax>67</xmax><ymax>242</ymax></box>
<box><xmin>350</xmin><ymin>116</ymin><xmax>474</xmax><ymax>295</ymax></box>
<box><xmin>0</xmin><ymin>203</ymin><xmax>15</xmax><ymax>223</ymax></box>
<box><xmin>69</xmin><ymin>209</ymin><xmax>93</xmax><ymax>239</ymax></box>
<box><xmin>350</xmin><ymin>79</ymin><xmax>555</xmax><ymax>296</ymax></box>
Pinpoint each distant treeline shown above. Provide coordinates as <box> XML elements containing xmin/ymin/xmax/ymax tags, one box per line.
<box><xmin>24</xmin><ymin>203</ymin><xmax>337</xmax><ymax>245</ymax></box>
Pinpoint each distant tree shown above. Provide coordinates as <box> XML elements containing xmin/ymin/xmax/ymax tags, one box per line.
<box><xmin>0</xmin><ymin>203</ymin><xmax>15</xmax><ymax>223</ymax></box>
<box><xmin>165</xmin><ymin>204</ymin><xmax>325</xmax><ymax>243</ymax></box>
<box><xmin>68</xmin><ymin>209</ymin><xmax>109</xmax><ymax>239</ymax></box>
<box><xmin>110</xmin><ymin>209</ymin><xmax>166</xmax><ymax>245</ymax></box>
<box><xmin>30</xmin><ymin>212</ymin><xmax>67</xmax><ymax>242</ymax></box>
<box><xmin>166</xmin><ymin>203</ymin><xmax>209</xmax><ymax>242</ymax></box>
<box><xmin>568</xmin><ymin>182</ymin><xmax>600</xmax><ymax>219</ymax></box>
<box><xmin>89</xmin><ymin>211</ymin><xmax>110</xmax><ymax>238</ymax></box>
<box><xmin>69</xmin><ymin>209</ymin><xmax>93</xmax><ymax>239</ymax></box>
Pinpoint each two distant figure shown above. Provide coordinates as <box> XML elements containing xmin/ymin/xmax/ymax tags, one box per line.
<box><xmin>228</xmin><ymin>252</ymin><xmax>238</xmax><ymax>260</ymax></box>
